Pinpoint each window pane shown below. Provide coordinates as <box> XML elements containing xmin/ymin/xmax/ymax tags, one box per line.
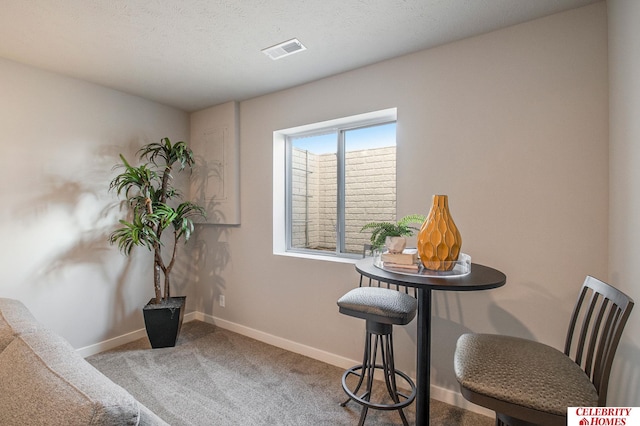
<box><xmin>290</xmin><ymin>133</ymin><xmax>337</xmax><ymax>252</ymax></box>
<box><xmin>344</xmin><ymin>123</ymin><xmax>397</xmax><ymax>254</ymax></box>
<box><xmin>282</xmin><ymin>110</ymin><xmax>397</xmax><ymax>259</ymax></box>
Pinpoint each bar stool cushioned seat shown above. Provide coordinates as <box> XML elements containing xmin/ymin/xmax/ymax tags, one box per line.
<box><xmin>338</xmin><ymin>286</ymin><xmax>417</xmax><ymax>426</ymax></box>
<box><xmin>338</xmin><ymin>286</ymin><xmax>417</xmax><ymax>325</ymax></box>
<box><xmin>455</xmin><ymin>334</ymin><xmax>598</xmax><ymax>417</ymax></box>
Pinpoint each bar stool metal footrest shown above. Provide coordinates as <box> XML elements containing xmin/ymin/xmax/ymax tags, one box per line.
<box><xmin>341</xmin><ymin>365</ymin><xmax>416</xmax><ymax>410</ymax></box>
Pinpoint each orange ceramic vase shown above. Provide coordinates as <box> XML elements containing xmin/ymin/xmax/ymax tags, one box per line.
<box><xmin>417</xmin><ymin>195</ymin><xmax>462</xmax><ymax>271</ymax></box>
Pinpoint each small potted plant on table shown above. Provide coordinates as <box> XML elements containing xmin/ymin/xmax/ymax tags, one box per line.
<box><xmin>109</xmin><ymin>137</ymin><xmax>205</xmax><ymax>348</ymax></box>
<box><xmin>361</xmin><ymin>214</ymin><xmax>426</xmax><ymax>270</ymax></box>
<box><xmin>361</xmin><ymin>214</ymin><xmax>426</xmax><ymax>253</ymax></box>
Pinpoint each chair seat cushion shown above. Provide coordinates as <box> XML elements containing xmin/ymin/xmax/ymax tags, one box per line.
<box><xmin>337</xmin><ymin>287</ymin><xmax>417</xmax><ymax>325</ymax></box>
<box><xmin>454</xmin><ymin>333</ymin><xmax>598</xmax><ymax>417</ymax></box>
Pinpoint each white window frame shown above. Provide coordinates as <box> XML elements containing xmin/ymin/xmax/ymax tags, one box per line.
<box><xmin>273</xmin><ymin>108</ymin><xmax>397</xmax><ymax>262</ymax></box>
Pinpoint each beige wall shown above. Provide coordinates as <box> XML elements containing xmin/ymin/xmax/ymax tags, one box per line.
<box><xmin>608</xmin><ymin>0</ymin><xmax>640</xmax><ymax>406</ymax></box>
<box><xmin>0</xmin><ymin>57</ymin><xmax>189</xmax><ymax>348</ymax></box>
<box><xmin>193</xmin><ymin>2</ymin><xmax>610</xmax><ymax>404</ymax></box>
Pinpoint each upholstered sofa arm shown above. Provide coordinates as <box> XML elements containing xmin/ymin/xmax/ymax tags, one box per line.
<box><xmin>0</xmin><ymin>298</ymin><xmax>168</xmax><ymax>426</ymax></box>
<box><xmin>0</xmin><ymin>297</ymin><xmax>39</xmax><ymax>351</ymax></box>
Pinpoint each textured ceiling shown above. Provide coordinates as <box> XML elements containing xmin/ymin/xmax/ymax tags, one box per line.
<box><xmin>0</xmin><ymin>0</ymin><xmax>600</xmax><ymax>112</ymax></box>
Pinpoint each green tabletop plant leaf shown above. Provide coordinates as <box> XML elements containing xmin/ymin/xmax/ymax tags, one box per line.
<box><xmin>360</xmin><ymin>214</ymin><xmax>426</xmax><ymax>250</ymax></box>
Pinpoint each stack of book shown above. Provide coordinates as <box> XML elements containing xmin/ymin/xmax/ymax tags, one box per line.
<box><xmin>381</xmin><ymin>252</ymin><xmax>420</xmax><ymax>272</ymax></box>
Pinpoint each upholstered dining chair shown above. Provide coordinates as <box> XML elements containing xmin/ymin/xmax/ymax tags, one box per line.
<box><xmin>454</xmin><ymin>275</ymin><xmax>634</xmax><ymax>426</ymax></box>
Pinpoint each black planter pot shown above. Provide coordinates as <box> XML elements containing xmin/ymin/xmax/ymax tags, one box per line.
<box><xmin>142</xmin><ymin>296</ymin><xmax>186</xmax><ymax>349</ymax></box>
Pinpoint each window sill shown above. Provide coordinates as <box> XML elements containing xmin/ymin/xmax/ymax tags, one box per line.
<box><xmin>273</xmin><ymin>250</ymin><xmax>359</xmax><ymax>264</ymax></box>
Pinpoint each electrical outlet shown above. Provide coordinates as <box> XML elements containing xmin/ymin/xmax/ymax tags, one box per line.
<box><xmin>219</xmin><ymin>295</ymin><xmax>225</xmax><ymax>308</ymax></box>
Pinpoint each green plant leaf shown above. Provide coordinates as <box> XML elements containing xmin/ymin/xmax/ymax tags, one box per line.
<box><xmin>173</xmin><ymin>202</ymin><xmax>206</xmax><ymax>241</ymax></box>
<box><xmin>109</xmin><ymin>155</ymin><xmax>159</xmax><ymax>199</ymax></box>
<box><xmin>108</xmin><ymin>137</ymin><xmax>206</xmax><ymax>301</ymax></box>
<box><xmin>360</xmin><ymin>214</ymin><xmax>426</xmax><ymax>249</ymax></box>
<box><xmin>146</xmin><ymin>203</ymin><xmax>177</xmax><ymax>230</ymax></box>
<box><xmin>138</xmin><ymin>137</ymin><xmax>195</xmax><ymax>171</ymax></box>
<box><xmin>109</xmin><ymin>217</ymin><xmax>159</xmax><ymax>254</ymax></box>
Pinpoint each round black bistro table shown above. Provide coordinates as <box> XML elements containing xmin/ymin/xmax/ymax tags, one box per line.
<box><xmin>355</xmin><ymin>257</ymin><xmax>506</xmax><ymax>426</ymax></box>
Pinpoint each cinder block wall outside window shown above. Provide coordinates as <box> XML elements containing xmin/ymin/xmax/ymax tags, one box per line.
<box><xmin>292</xmin><ymin>147</ymin><xmax>396</xmax><ymax>253</ymax></box>
<box><xmin>291</xmin><ymin>148</ymin><xmax>319</xmax><ymax>248</ymax></box>
<box><xmin>344</xmin><ymin>146</ymin><xmax>396</xmax><ymax>253</ymax></box>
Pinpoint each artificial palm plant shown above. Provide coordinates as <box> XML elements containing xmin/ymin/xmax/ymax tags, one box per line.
<box><xmin>109</xmin><ymin>137</ymin><xmax>205</xmax><ymax>305</ymax></box>
<box><xmin>360</xmin><ymin>214</ymin><xmax>426</xmax><ymax>250</ymax></box>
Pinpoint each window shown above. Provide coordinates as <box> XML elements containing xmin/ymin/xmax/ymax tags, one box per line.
<box><xmin>275</xmin><ymin>109</ymin><xmax>397</xmax><ymax>260</ymax></box>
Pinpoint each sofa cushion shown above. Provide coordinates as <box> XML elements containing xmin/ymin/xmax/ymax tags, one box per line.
<box><xmin>0</xmin><ymin>330</ymin><xmax>141</xmax><ymax>425</ymax></box>
<box><xmin>0</xmin><ymin>298</ymin><xmax>39</xmax><ymax>351</ymax></box>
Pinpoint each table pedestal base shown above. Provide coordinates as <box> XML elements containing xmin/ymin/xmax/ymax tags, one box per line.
<box><xmin>415</xmin><ymin>288</ymin><xmax>432</xmax><ymax>426</ymax></box>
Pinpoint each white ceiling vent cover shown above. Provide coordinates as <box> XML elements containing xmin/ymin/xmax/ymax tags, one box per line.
<box><xmin>262</xmin><ymin>38</ymin><xmax>306</xmax><ymax>60</ymax></box>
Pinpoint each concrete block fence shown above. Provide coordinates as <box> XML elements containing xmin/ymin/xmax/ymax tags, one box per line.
<box><xmin>291</xmin><ymin>146</ymin><xmax>396</xmax><ymax>254</ymax></box>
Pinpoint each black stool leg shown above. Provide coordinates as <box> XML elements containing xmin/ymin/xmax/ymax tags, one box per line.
<box><xmin>357</xmin><ymin>333</ymin><xmax>379</xmax><ymax>426</ymax></box>
<box><xmin>341</xmin><ymin>322</ymin><xmax>415</xmax><ymax>426</ymax></box>
<box><xmin>382</xmin><ymin>334</ymin><xmax>409</xmax><ymax>426</ymax></box>
<box><xmin>340</xmin><ymin>330</ymin><xmax>373</xmax><ymax>407</ymax></box>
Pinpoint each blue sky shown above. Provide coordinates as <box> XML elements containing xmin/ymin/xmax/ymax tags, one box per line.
<box><xmin>293</xmin><ymin>122</ymin><xmax>396</xmax><ymax>154</ymax></box>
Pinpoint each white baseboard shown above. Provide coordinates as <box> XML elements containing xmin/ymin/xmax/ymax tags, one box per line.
<box><xmin>78</xmin><ymin>311</ymin><xmax>492</xmax><ymax>417</ymax></box>
<box><xmin>76</xmin><ymin>328</ymin><xmax>148</xmax><ymax>358</ymax></box>
<box><xmin>76</xmin><ymin>312</ymin><xmax>199</xmax><ymax>358</ymax></box>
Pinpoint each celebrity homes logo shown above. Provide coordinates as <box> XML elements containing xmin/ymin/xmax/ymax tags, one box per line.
<box><xmin>568</xmin><ymin>407</ymin><xmax>639</xmax><ymax>425</ymax></box>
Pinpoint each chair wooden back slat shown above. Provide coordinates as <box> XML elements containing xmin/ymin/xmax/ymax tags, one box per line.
<box><xmin>564</xmin><ymin>287</ymin><xmax>587</xmax><ymax>355</ymax></box>
<box><xmin>592</xmin><ymin>301</ymin><xmax>621</xmax><ymax>394</ymax></box>
<box><xmin>563</xmin><ymin>276</ymin><xmax>634</xmax><ymax>405</ymax></box>
<box><xmin>571</xmin><ymin>288</ymin><xmax>598</xmax><ymax>366</ymax></box>
<box><xmin>583</xmin><ymin>295</ymin><xmax>609</xmax><ymax>379</ymax></box>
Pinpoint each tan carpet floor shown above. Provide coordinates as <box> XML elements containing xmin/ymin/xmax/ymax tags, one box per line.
<box><xmin>88</xmin><ymin>320</ymin><xmax>492</xmax><ymax>426</ymax></box>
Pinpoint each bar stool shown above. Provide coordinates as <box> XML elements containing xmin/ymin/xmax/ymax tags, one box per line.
<box><xmin>337</xmin><ymin>285</ymin><xmax>417</xmax><ymax>426</ymax></box>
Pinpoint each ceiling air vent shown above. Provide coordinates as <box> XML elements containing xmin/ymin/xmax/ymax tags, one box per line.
<box><xmin>262</xmin><ymin>38</ymin><xmax>306</xmax><ymax>60</ymax></box>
